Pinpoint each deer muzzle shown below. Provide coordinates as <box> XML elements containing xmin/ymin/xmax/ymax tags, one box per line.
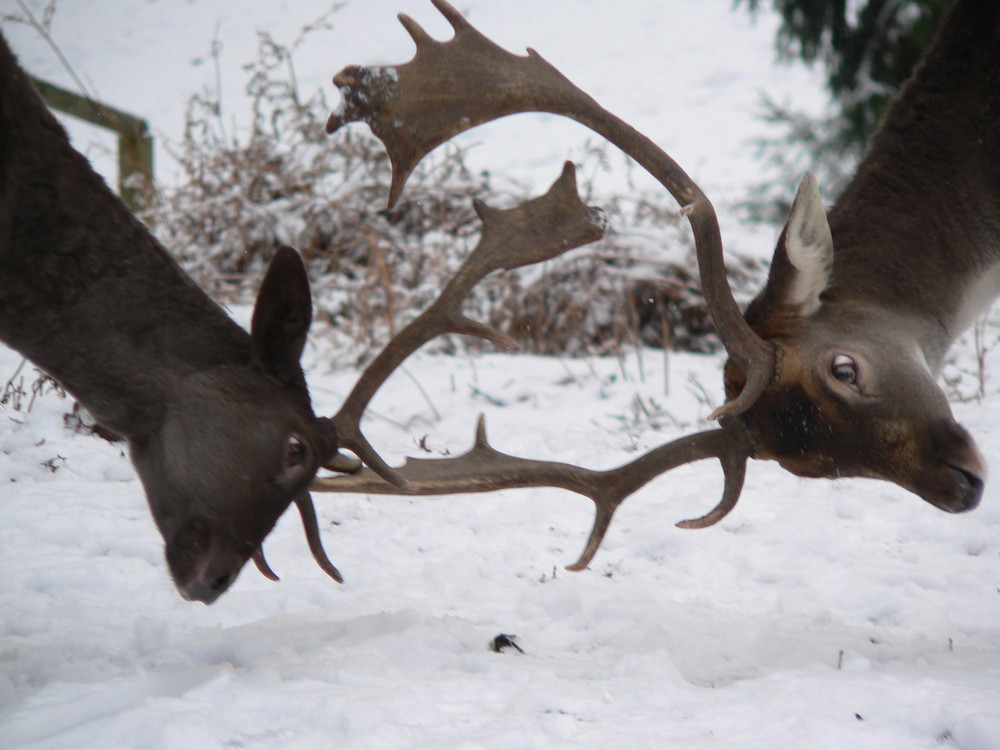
<box><xmin>166</xmin><ymin>517</ymin><xmax>250</xmax><ymax>604</ymax></box>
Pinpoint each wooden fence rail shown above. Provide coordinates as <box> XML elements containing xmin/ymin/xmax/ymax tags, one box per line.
<box><xmin>30</xmin><ymin>75</ymin><xmax>154</xmax><ymax>211</ymax></box>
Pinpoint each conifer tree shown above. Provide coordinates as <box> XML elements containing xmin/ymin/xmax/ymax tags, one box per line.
<box><xmin>738</xmin><ymin>0</ymin><xmax>947</xmax><ymax>220</ymax></box>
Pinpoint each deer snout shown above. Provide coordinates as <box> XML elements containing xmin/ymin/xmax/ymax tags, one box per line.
<box><xmin>944</xmin><ymin>465</ymin><xmax>983</xmax><ymax>513</ymax></box>
<box><xmin>166</xmin><ymin>517</ymin><xmax>248</xmax><ymax>605</ymax></box>
<box><xmin>180</xmin><ymin>566</ymin><xmax>239</xmax><ymax>605</ymax></box>
<box><xmin>933</xmin><ymin>420</ymin><xmax>985</xmax><ymax>514</ymax></box>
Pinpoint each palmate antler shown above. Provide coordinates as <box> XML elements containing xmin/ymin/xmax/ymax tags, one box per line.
<box><xmin>253</xmin><ymin>160</ymin><xmax>605</xmax><ymax>580</ymax></box>
<box><xmin>302</xmin><ymin>0</ymin><xmax>775</xmax><ymax>575</ymax></box>
<box><xmin>251</xmin><ymin>493</ymin><xmax>345</xmax><ymax>584</ymax></box>
<box><xmin>316</xmin><ymin>417</ymin><xmax>754</xmax><ymax>572</ymax></box>
<box><xmin>327</xmin><ymin>162</ymin><xmax>605</xmax><ymax>486</ymax></box>
<box><xmin>327</xmin><ymin>0</ymin><xmax>776</xmax><ymax>415</ymax></box>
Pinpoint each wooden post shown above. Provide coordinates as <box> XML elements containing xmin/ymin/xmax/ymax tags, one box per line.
<box><xmin>29</xmin><ymin>76</ymin><xmax>154</xmax><ymax>212</ymax></box>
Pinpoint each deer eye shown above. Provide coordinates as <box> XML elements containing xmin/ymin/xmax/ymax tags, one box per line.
<box><xmin>285</xmin><ymin>435</ymin><xmax>308</xmax><ymax>468</ymax></box>
<box><xmin>831</xmin><ymin>354</ymin><xmax>858</xmax><ymax>385</ymax></box>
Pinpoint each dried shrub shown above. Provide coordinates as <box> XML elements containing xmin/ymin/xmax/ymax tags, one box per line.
<box><xmin>1</xmin><ymin>359</ymin><xmax>64</xmax><ymax>412</ymax></box>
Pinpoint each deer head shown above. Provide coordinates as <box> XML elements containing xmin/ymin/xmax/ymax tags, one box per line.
<box><xmin>311</xmin><ymin>0</ymin><xmax>996</xmax><ymax>573</ymax></box>
<box><xmin>727</xmin><ymin>174</ymin><xmax>985</xmax><ymax>514</ymax></box>
<box><xmin>125</xmin><ymin>247</ymin><xmax>348</xmax><ymax>603</ymax></box>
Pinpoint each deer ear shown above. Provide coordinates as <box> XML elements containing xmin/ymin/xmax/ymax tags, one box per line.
<box><xmin>250</xmin><ymin>246</ymin><xmax>313</xmax><ymax>380</ymax></box>
<box><xmin>759</xmin><ymin>173</ymin><xmax>834</xmax><ymax>317</ymax></box>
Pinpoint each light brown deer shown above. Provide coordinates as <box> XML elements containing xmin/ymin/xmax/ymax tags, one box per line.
<box><xmin>310</xmin><ymin>0</ymin><xmax>998</xmax><ymax>574</ymax></box>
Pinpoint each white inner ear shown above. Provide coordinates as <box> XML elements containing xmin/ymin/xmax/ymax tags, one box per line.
<box><xmin>784</xmin><ymin>172</ymin><xmax>834</xmax><ymax>316</ymax></box>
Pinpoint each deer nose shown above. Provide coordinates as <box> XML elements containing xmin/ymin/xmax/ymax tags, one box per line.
<box><xmin>167</xmin><ymin>519</ymin><xmax>246</xmax><ymax>604</ymax></box>
<box><xmin>181</xmin><ymin>568</ymin><xmax>239</xmax><ymax>605</ymax></box>
<box><xmin>948</xmin><ymin>466</ymin><xmax>983</xmax><ymax>513</ymax></box>
<box><xmin>177</xmin><ymin>549</ymin><xmax>245</xmax><ymax>605</ymax></box>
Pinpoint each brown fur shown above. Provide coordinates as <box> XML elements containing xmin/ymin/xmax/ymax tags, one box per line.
<box><xmin>728</xmin><ymin>0</ymin><xmax>998</xmax><ymax>514</ymax></box>
<box><xmin>0</xmin><ymin>35</ymin><xmax>338</xmax><ymax>603</ymax></box>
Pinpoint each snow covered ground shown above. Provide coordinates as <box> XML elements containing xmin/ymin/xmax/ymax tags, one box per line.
<box><xmin>2</xmin><ymin>1</ymin><xmax>1000</xmax><ymax>749</ymax></box>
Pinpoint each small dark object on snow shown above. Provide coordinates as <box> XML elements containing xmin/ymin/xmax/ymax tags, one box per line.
<box><xmin>490</xmin><ymin>634</ymin><xmax>525</xmax><ymax>654</ymax></box>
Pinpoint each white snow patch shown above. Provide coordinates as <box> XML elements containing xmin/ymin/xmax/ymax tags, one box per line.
<box><xmin>2</xmin><ymin>2</ymin><xmax>998</xmax><ymax>749</ymax></box>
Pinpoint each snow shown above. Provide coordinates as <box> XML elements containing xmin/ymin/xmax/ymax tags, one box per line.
<box><xmin>2</xmin><ymin>1</ymin><xmax>1000</xmax><ymax>749</ymax></box>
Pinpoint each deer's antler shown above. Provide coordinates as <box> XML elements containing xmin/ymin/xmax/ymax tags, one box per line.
<box><xmin>327</xmin><ymin>0</ymin><xmax>776</xmax><ymax>419</ymax></box>
<box><xmin>313</xmin><ymin>0</ymin><xmax>774</xmax><ymax>573</ymax></box>
<box><xmin>314</xmin><ymin>416</ymin><xmax>755</xmax><ymax>571</ymax></box>
<box><xmin>275</xmin><ymin>161</ymin><xmax>604</xmax><ymax>580</ymax></box>
<box><xmin>251</xmin><ymin>493</ymin><xmax>344</xmax><ymax>584</ymax></box>
<box><xmin>328</xmin><ymin>161</ymin><xmax>604</xmax><ymax>486</ymax></box>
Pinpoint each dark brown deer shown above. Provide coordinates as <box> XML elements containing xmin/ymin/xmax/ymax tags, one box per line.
<box><xmin>0</xmin><ymin>34</ymin><xmax>346</xmax><ymax>604</ymax></box>
<box><xmin>312</xmin><ymin>0</ymin><xmax>998</xmax><ymax>573</ymax></box>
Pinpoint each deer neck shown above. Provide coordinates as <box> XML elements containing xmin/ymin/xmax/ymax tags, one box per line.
<box><xmin>0</xmin><ymin>114</ymin><xmax>248</xmax><ymax>437</ymax></box>
<box><xmin>819</xmin><ymin>250</ymin><xmax>1000</xmax><ymax>377</ymax></box>
<box><xmin>0</xmin><ymin>36</ymin><xmax>256</xmax><ymax>440</ymax></box>
<box><xmin>1</xmin><ymin>230</ymin><xmax>253</xmax><ymax>439</ymax></box>
<box><xmin>821</xmin><ymin>0</ymin><xmax>1000</xmax><ymax>371</ymax></box>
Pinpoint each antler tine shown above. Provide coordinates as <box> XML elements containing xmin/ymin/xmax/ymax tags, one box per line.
<box><xmin>250</xmin><ymin>494</ymin><xmax>343</xmax><ymax>584</ymax></box>
<box><xmin>313</xmin><ymin>417</ymin><xmax>755</xmax><ymax>571</ymax></box>
<box><xmin>294</xmin><ymin>493</ymin><xmax>344</xmax><ymax>583</ymax></box>
<box><xmin>251</xmin><ymin>548</ymin><xmax>281</xmax><ymax>581</ymax></box>
<box><xmin>673</xmin><ymin>417</ymin><xmax>750</xmax><ymax>529</ymax></box>
<box><xmin>429</xmin><ymin>0</ymin><xmax>469</xmax><ymax>30</ymax></box>
<box><xmin>329</xmin><ymin>162</ymin><xmax>604</xmax><ymax>486</ymax></box>
<box><xmin>398</xmin><ymin>14</ymin><xmax>435</xmax><ymax>47</ymax></box>
<box><xmin>327</xmin><ymin>0</ymin><xmax>777</xmax><ymax>418</ymax></box>
<box><xmin>401</xmin><ymin>0</ymin><xmax>468</xmax><ymax>42</ymax></box>
<box><xmin>562</xmin><ymin>423</ymin><xmax>754</xmax><ymax>570</ymax></box>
